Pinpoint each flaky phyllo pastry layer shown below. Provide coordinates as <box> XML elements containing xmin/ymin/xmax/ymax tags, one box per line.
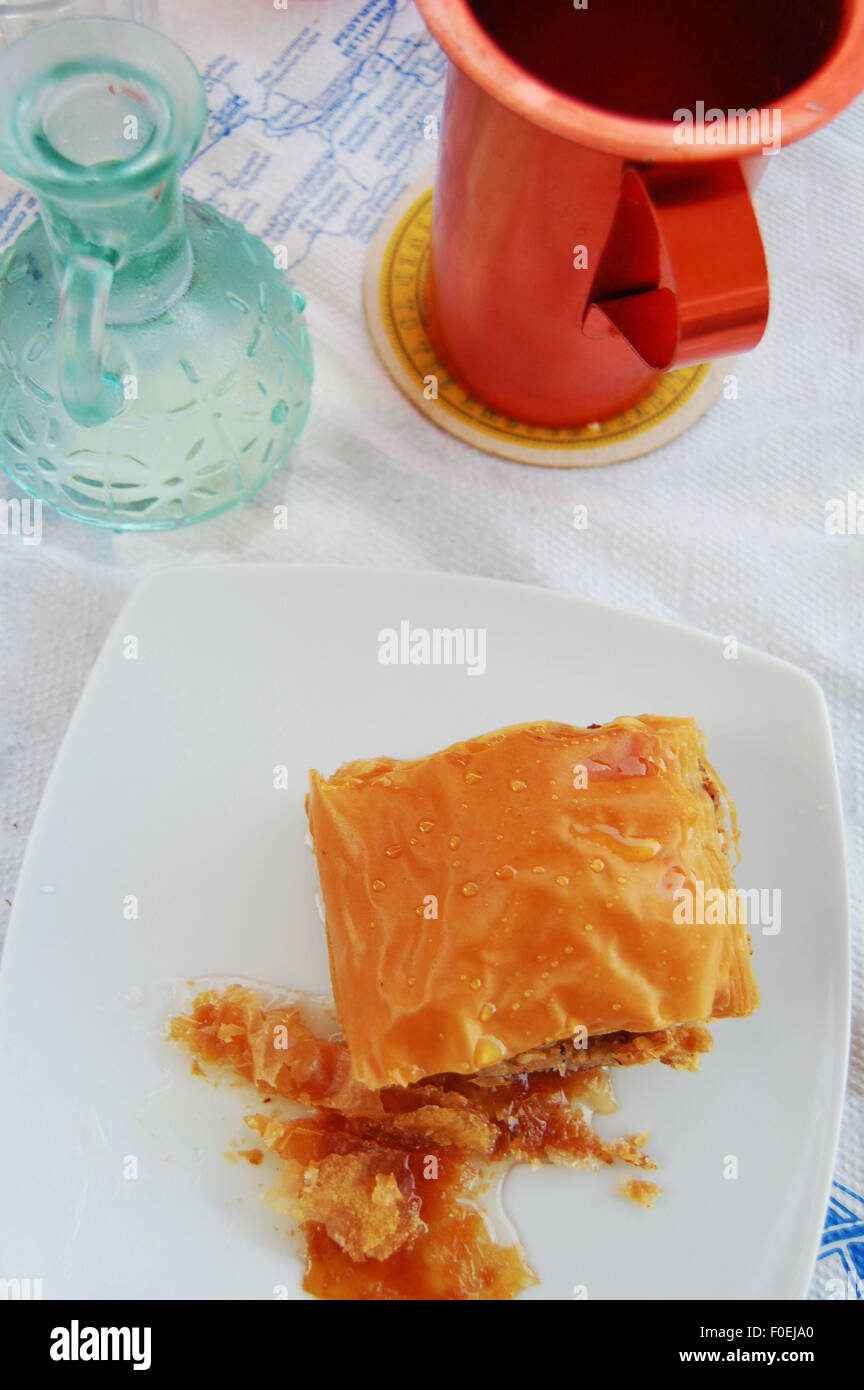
<box><xmin>307</xmin><ymin>716</ymin><xmax>759</xmax><ymax>1090</ymax></box>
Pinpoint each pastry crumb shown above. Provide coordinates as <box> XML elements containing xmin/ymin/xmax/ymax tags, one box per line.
<box><xmin>171</xmin><ymin>984</ymin><xmax>658</xmax><ymax>1299</ymax></box>
<box><xmin>619</xmin><ymin>1178</ymin><xmax>662</xmax><ymax>1208</ymax></box>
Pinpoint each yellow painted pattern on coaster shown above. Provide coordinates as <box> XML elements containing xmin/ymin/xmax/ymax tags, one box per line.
<box><xmin>379</xmin><ymin>188</ymin><xmax>711</xmax><ymax>450</ymax></box>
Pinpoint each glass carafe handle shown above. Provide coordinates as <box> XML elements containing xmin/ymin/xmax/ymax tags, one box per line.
<box><xmin>58</xmin><ymin>253</ymin><xmax>123</xmax><ymax>427</ymax></box>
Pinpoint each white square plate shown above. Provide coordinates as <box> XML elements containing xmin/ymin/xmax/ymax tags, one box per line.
<box><xmin>0</xmin><ymin>565</ymin><xmax>849</xmax><ymax>1299</ymax></box>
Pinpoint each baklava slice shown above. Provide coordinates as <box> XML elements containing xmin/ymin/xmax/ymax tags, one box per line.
<box><xmin>307</xmin><ymin>716</ymin><xmax>759</xmax><ymax>1091</ymax></box>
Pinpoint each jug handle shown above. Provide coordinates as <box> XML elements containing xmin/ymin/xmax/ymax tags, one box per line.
<box><xmin>58</xmin><ymin>254</ymin><xmax>123</xmax><ymax>428</ymax></box>
<box><xmin>584</xmin><ymin>163</ymin><xmax>769</xmax><ymax>370</ymax></box>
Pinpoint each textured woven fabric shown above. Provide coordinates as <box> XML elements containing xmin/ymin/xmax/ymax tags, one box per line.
<box><xmin>0</xmin><ymin>0</ymin><xmax>861</xmax><ymax>1299</ymax></box>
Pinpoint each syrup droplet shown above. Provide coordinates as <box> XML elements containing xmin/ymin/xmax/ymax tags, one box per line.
<box><xmin>510</xmin><ymin>778</ymin><xmax>527</xmax><ymax>792</ymax></box>
<box><xmin>479</xmin><ymin>1002</ymin><xmax>496</xmax><ymax>1023</ymax></box>
<box><xmin>461</xmin><ymin>882</ymin><xmax>479</xmax><ymax>898</ymax></box>
<box><xmin>465</xmin><ymin>771</ymin><xmax>483</xmax><ymax>785</ymax></box>
<box><xmin>555</xmin><ymin>874</ymin><xmax>570</xmax><ymax>887</ymax></box>
<box><xmin>372</xmin><ymin>879</ymin><xmax>385</xmax><ymax>892</ymax></box>
<box><xmin>418</xmin><ymin>820</ymin><xmax>435</xmax><ymax>833</ymax></box>
<box><xmin>469</xmin><ymin>978</ymin><xmax>482</xmax><ymax>991</ymax></box>
<box><xmin>495</xmin><ymin>864</ymin><xmax>516</xmax><ymax>880</ymax></box>
<box><xmin>590</xmin><ymin>858</ymin><xmax>605</xmax><ymax>872</ymax></box>
<box><xmin>449</xmin><ymin>835</ymin><xmax>461</xmax><ymax>850</ymax></box>
<box><xmin>474</xmin><ymin>1036</ymin><xmax>504</xmax><ymax>1069</ymax></box>
<box><xmin>385</xmin><ymin>844</ymin><xmax>401</xmax><ymax>858</ymax></box>
<box><xmin>532</xmin><ymin>865</ymin><xmax>545</xmax><ymax>875</ymax></box>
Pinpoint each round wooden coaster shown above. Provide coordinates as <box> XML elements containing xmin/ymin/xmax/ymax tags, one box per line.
<box><xmin>363</xmin><ymin>179</ymin><xmax>735</xmax><ymax>468</ymax></box>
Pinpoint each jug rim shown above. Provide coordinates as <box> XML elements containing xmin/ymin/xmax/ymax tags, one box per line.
<box><xmin>416</xmin><ymin>0</ymin><xmax>864</xmax><ymax>161</ymax></box>
<box><xmin>0</xmin><ymin>17</ymin><xmax>206</xmax><ymax>202</ymax></box>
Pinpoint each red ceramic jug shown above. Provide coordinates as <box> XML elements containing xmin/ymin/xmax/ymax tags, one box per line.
<box><xmin>416</xmin><ymin>0</ymin><xmax>864</xmax><ymax>426</ymax></box>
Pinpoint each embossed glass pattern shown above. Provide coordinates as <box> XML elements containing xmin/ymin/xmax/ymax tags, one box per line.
<box><xmin>0</xmin><ymin>17</ymin><xmax>313</xmax><ymax>528</ymax></box>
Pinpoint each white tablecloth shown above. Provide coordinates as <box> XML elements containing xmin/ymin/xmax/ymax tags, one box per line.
<box><xmin>1</xmin><ymin>0</ymin><xmax>862</xmax><ymax>1300</ymax></box>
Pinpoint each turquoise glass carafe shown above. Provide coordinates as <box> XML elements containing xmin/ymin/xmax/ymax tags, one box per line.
<box><xmin>0</xmin><ymin>18</ymin><xmax>313</xmax><ymax>528</ymax></box>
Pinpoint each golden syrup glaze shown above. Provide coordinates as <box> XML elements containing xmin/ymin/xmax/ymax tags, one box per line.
<box><xmin>170</xmin><ymin>985</ymin><xmax>657</xmax><ymax>1301</ymax></box>
<box><xmin>306</xmin><ymin>716</ymin><xmax>758</xmax><ymax>1089</ymax></box>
